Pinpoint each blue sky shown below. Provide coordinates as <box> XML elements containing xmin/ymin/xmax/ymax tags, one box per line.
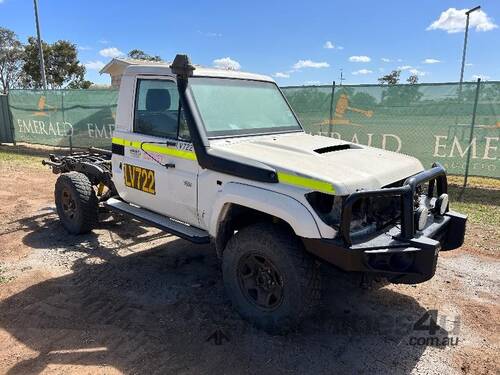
<box><xmin>1</xmin><ymin>0</ymin><xmax>498</xmax><ymax>86</ymax></box>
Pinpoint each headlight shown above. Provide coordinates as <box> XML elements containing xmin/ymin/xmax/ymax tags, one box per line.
<box><xmin>415</xmin><ymin>206</ymin><xmax>429</xmax><ymax>231</ymax></box>
<box><xmin>435</xmin><ymin>193</ymin><xmax>449</xmax><ymax>215</ymax></box>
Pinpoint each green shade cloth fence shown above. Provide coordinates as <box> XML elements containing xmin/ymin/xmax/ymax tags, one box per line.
<box><xmin>8</xmin><ymin>89</ymin><xmax>118</xmax><ymax>149</ymax></box>
<box><xmin>282</xmin><ymin>81</ymin><xmax>500</xmax><ymax>178</ymax></box>
<box><xmin>2</xmin><ymin>82</ymin><xmax>500</xmax><ymax>178</ymax></box>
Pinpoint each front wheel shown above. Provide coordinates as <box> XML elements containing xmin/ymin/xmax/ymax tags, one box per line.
<box><xmin>222</xmin><ymin>223</ymin><xmax>321</xmax><ymax>334</ymax></box>
<box><xmin>55</xmin><ymin>172</ymin><xmax>98</xmax><ymax>234</ymax></box>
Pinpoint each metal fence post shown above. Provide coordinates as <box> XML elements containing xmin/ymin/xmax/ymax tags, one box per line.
<box><xmin>328</xmin><ymin>81</ymin><xmax>336</xmax><ymax>137</ymax></box>
<box><xmin>460</xmin><ymin>78</ymin><xmax>481</xmax><ymax>199</ymax></box>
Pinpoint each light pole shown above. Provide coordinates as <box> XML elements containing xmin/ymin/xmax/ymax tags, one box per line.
<box><xmin>459</xmin><ymin>6</ymin><xmax>481</xmax><ymax>87</ymax></box>
<box><xmin>33</xmin><ymin>0</ymin><xmax>47</xmax><ymax>90</ymax></box>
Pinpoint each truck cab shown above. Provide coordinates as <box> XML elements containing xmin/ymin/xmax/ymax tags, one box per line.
<box><xmin>45</xmin><ymin>55</ymin><xmax>467</xmax><ymax>333</ymax></box>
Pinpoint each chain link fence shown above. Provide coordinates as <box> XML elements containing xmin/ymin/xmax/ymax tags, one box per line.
<box><xmin>0</xmin><ymin>82</ymin><xmax>499</xmax><ymax>178</ymax></box>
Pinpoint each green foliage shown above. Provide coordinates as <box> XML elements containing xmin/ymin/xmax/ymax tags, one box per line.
<box><xmin>22</xmin><ymin>38</ymin><xmax>91</xmax><ymax>89</ymax></box>
<box><xmin>378</xmin><ymin>70</ymin><xmax>401</xmax><ymax>85</ymax></box>
<box><xmin>0</xmin><ymin>27</ymin><xmax>25</xmax><ymax>93</ymax></box>
<box><xmin>407</xmin><ymin>74</ymin><xmax>419</xmax><ymax>84</ymax></box>
<box><xmin>127</xmin><ymin>49</ymin><xmax>162</xmax><ymax>62</ymax></box>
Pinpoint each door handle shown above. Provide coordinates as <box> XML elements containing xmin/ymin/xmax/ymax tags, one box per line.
<box><xmin>164</xmin><ymin>163</ymin><xmax>175</xmax><ymax>169</ymax></box>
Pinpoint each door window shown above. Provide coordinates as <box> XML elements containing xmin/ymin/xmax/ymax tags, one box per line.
<box><xmin>134</xmin><ymin>79</ymin><xmax>181</xmax><ymax>139</ymax></box>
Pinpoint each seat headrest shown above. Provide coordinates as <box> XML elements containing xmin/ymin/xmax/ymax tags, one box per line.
<box><xmin>146</xmin><ymin>89</ymin><xmax>171</xmax><ymax>111</ymax></box>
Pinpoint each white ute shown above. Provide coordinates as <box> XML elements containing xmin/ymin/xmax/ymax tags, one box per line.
<box><xmin>43</xmin><ymin>54</ymin><xmax>467</xmax><ymax>333</ymax></box>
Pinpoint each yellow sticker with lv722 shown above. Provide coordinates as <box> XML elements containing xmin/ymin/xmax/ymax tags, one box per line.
<box><xmin>123</xmin><ymin>164</ymin><xmax>155</xmax><ymax>195</ymax></box>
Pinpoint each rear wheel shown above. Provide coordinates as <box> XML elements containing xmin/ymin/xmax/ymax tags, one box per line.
<box><xmin>55</xmin><ymin>172</ymin><xmax>98</xmax><ymax>234</ymax></box>
<box><xmin>222</xmin><ymin>223</ymin><xmax>321</xmax><ymax>334</ymax></box>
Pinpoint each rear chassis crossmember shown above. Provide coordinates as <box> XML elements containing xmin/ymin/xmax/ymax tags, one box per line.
<box><xmin>302</xmin><ymin>163</ymin><xmax>467</xmax><ymax>284</ymax></box>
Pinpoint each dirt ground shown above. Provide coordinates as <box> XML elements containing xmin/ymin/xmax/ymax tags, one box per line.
<box><xmin>0</xmin><ymin>151</ymin><xmax>499</xmax><ymax>374</ymax></box>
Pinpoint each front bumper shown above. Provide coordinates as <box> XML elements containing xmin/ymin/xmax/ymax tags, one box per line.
<box><xmin>302</xmin><ymin>164</ymin><xmax>467</xmax><ymax>284</ymax></box>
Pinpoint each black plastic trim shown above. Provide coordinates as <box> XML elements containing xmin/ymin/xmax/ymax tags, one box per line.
<box><xmin>111</xmin><ymin>143</ymin><xmax>124</xmax><ymax>155</ymax></box>
<box><xmin>314</xmin><ymin>144</ymin><xmax>351</xmax><ymax>154</ymax></box>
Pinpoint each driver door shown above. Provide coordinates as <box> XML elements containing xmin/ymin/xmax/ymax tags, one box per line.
<box><xmin>119</xmin><ymin>77</ymin><xmax>199</xmax><ymax>226</ymax></box>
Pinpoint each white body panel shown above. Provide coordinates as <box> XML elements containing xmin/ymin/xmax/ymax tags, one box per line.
<box><xmin>111</xmin><ymin>62</ymin><xmax>426</xmax><ymax>240</ymax></box>
<box><xmin>209</xmin><ymin>133</ymin><xmax>424</xmax><ymax>195</ymax></box>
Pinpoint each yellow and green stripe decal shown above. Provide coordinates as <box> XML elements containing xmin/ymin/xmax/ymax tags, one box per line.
<box><xmin>113</xmin><ymin>137</ymin><xmax>333</xmax><ymax>193</ymax></box>
<box><xmin>277</xmin><ymin>172</ymin><xmax>335</xmax><ymax>195</ymax></box>
<box><xmin>112</xmin><ymin>137</ymin><xmax>197</xmax><ymax>161</ymax></box>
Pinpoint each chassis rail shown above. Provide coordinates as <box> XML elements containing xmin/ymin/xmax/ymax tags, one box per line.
<box><xmin>42</xmin><ymin>149</ymin><xmax>117</xmax><ymax>196</ymax></box>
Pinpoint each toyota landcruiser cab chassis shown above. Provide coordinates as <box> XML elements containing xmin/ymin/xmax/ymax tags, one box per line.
<box><xmin>44</xmin><ymin>54</ymin><xmax>467</xmax><ymax>333</ymax></box>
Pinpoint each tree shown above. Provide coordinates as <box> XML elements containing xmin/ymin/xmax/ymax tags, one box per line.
<box><xmin>127</xmin><ymin>49</ymin><xmax>162</xmax><ymax>62</ymax></box>
<box><xmin>22</xmin><ymin>38</ymin><xmax>91</xmax><ymax>89</ymax></box>
<box><xmin>378</xmin><ymin>70</ymin><xmax>401</xmax><ymax>85</ymax></box>
<box><xmin>0</xmin><ymin>27</ymin><xmax>24</xmax><ymax>93</ymax></box>
<box><xmin>407</xmin><ymin>74</ymin><xmax>419</xmax><ymax>84</ymax></box>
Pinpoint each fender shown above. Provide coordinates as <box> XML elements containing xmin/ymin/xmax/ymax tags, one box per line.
<box><xmin>209</xmin><ymin>182</ymin><xmax>322</xmax><ymax>239</ymax></box>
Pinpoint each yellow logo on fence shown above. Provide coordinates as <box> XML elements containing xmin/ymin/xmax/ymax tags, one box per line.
<box><xmin>32</xmin><ymin>96</ymin><xmax>56</xmax><ymax>117</ymax></box>
<box><xmin>314</xmin><ymin>93</ymin><xmax>374</xmax><ymax>127</ymax></box>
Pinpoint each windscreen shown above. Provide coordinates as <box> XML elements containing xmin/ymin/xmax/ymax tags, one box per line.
<box><xmin>189</xmin><ymin>78</ymin><xmax>302</xmax><ymax>137</ymax></box>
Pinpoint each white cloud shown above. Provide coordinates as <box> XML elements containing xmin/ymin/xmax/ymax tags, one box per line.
<box><xmin>98</xmin><ymin>39</ymin><xmax>110</xmax><ymax>44</ymax></box>
<box><xmin>398</xmin><ymin>65</ymin><xmax>413</xmax><ymax>71</ymax></box>
<box><xmin>324</xmin><ymin>41</ymin><xmax>343</xmax><ymax>50</ymax></box>
<box><xmin>465</xmin><ymin>63</ymin><xmax>473</xmax><ymax>67</ymax></box>
<box><xmin>324</xmin><ymin>41</ymin><xmax>335</xmax><ymax>49</ymax></box>
<box><xmin>352</xmin><ymin>69</ymin><xmax>373</xmax><ymax>75</ymax></box>
<box><xmin>472</xmin><ymin>74</ymin><xmax>490</xmax><ymax>80</ymax></box>
<box><xmin>84</xmin><ymin>60</ymin><xmax>105</xmax><ymax>70</ymax></box>
<box><xmin>99</xmin><ymin>47</ymin><xmax>124</xmax><ymax>58</ymax></box>
<box><xmin>349</xmin><ymin>55</ymin><xmax>371</xmax><ymax>63</ymax></box>
<box><xmin>397</xmin><ymin>58</ymin><xmax>403</xmax><ymax>62</ymax></box>
<box><xmin>213</xmin><ymin>57</ymin><xmax>241</xmax><ymax>70</ymax></box>
<box><xmin>409</xmin><ymin>68</ymin><xmax>426</xmax><ymax>76</ymax></box>
<box><xmin>293</xmin><ymin>60</ymin><xmax>330</xmax><ymax>69</ymax></box>
<box><xmin>274</xmin><ymin>72</ymin><xmax>290</xmax><ymax>78</ymax></box>
<box><xmin>423</xmin><ymin>58</ymin><xmax>441</xmax><ymax>64</ymax></box>
<box><xmin>78</xmin><ymin>46</ymin><xmax>92</xmax><ymax>51</ymax></box>
<box><xmin>304</xmin><ymin>80</ymin><xmax>321</xmax><ymax>85</ymax></box>
<box><xmin>427</xmin><ymin>8</ymin><xmax>498</xmax><ymax>33</ymax></box>
<box><xmin>381</xmin><ymin>58</ymin><xmax>391</xmax><ymax>62</ymax></box>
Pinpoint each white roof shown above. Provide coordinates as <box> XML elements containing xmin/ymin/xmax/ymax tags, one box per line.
<box><xmin>122</xmin><ymin>63</ymin><xmax>274</xmax><ymax>82</ymax></box>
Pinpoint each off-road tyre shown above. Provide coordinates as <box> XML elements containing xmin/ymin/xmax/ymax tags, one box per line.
<box><xmin>222</xmin><ymin>223</ymin><xmax>321</xmax><ymax>334</ymax></box>
<box><xmin>55</xmin><ymin>172</ymin><xmax>98</xmax><ymax>234</ymax></box>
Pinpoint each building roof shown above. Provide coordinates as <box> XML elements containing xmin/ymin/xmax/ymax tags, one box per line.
<box><xmin>99</xmin><ymin>57</ymin><xmax>166</xmax><ymax>74</ymax></box>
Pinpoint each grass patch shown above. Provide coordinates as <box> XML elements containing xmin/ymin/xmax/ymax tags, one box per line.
<box><xmin>448</xmin><ymin>184</ymin><xmax>499</xmax><ymax>227</ymax></box>
<box><xmin>0</xmin><ymin>143</ymin><xmax>65</xmax><ymax>168</ymax></box>
<box><xmin>0</xmin><ymin>148</ymin><xmax>43</xmax><ymax>166</ymax></box>
<box><xmin>448</xmin><ymin>175</ymin><xmax>500</xmax><ymax>190</ymax></box>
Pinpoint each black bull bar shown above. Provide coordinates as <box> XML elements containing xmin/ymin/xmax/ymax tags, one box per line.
<box><xmin>301</xmin><ymin>163</ymin><xmax>467</xmax><ymax>284</ymax></box>
<box><xmin>339</xmin><ymin>162</ymin><xmax>448</xmax><ymax>246</ymax></box>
